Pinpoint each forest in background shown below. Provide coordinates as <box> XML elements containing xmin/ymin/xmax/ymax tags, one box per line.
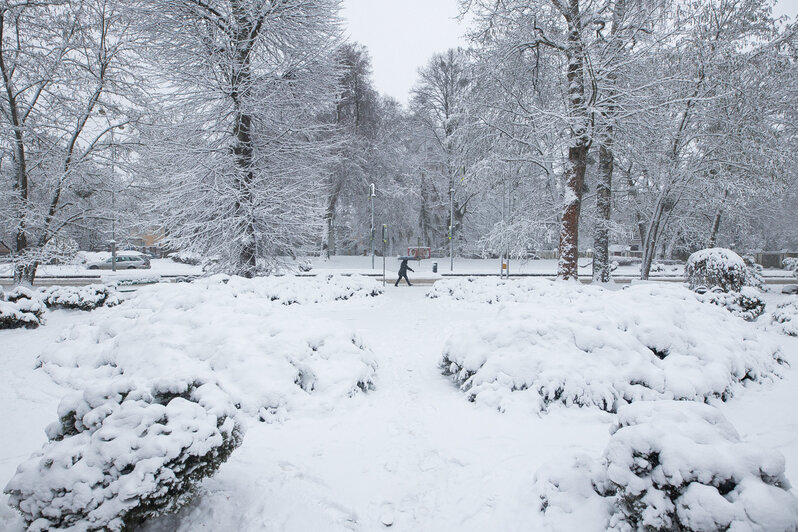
<box><xmin>0</xmin><ymin>0</ymin><xmax>796</xmax><ymax>283</ymax></box>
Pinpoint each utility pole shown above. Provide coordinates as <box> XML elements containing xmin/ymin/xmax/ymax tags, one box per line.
<box><xmin>449</xmin><ymin>175</ymin><xmax>454</xmax><ymax>272</ymax></box>
<box><xmin>110</xmin><ymin>126</ymin><xmax>117</xmax><ymax>272</ymax></box>
<box><xmin>370</xmin><ymin>183</ymin><xmax>375</xmax><ymax>269</ymax></box>
<box><xmin>382</xmin><ymin>224</ymin><xmax>387</xmax><ymax>286</ymax></box>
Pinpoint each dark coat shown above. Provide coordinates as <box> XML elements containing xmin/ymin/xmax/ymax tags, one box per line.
<box><xmin>398</xmin><ymin>259</ymin><xmax>414</xmax><ymax>275</ymax></box>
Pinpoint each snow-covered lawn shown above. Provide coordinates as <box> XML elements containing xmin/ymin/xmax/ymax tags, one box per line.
<box><xmin>1</xmin><ymin>276</ymin><xmax>797</xmax><ymax>531</ymax></box>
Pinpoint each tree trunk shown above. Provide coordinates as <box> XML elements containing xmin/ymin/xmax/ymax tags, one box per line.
<box><xmin>321</xmin><ymin>186</ymin><xmax>339</xmax><ymax>259</ymax></box>
<box><xmin>593</xmin><ymin>143</ymin><xmax>613</xmax><ymax>282</ymax></box>
<box><xmin>230</xmin><ymin>1</ymin><xmax>258</xmax><ymax>278</ymax></box>
<box><xmin>591</xmin><ymin>0</ymin><xmax>625</xmax><ymax>284</ymax></box>
<box><xmin>557</xmin><ymin>3</ymin><xmax>590</xmax><ymax>281</ymax></box>
<box><xmin>707</xmin><ymin>189</ymin><xmax>728</xmax><ymax>248</ymax></box>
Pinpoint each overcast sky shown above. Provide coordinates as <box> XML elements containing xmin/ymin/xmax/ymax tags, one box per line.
<box><xmin>342</xmin><ymin>0</ymin><xmax>797</xmax><ymax>107</ymax></box>
<box><xmin>341</xmin><ymin>0</ymin><xmax>466</xmax><ymax>106</ymax></box>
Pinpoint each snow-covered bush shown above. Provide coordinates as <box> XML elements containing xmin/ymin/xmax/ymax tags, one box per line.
<box><xmin>439</xmin><ymin>281</ymin><xmax>783</xmax><ymax>413</ymax></box>
<box><xmin>742</xmin><ymin>254</ymin><xmax>767</xmax><ymax>291</ymax></box>
<box><xmin>39</xmin><ymin>284</ymin><xmax>121</xmax><ymax>311</ymax></box>
<box><xmin>169</xmin><ymin>251</ymin><xmax>202</xmax><ymax>265</ymax></box>
<box><xmin>772</xmin><ymin>298</ymin><xmax>798</xmax><ymax>337</ymax></box>
<box><xmin>535</xmin><ymin>401</ymin><xmax>798</xmax><ymax>531</ymax></box>
<box><xmin>698</xmin><ymin>286</ymin><xmax>766</xmax><ymax>321</ymax></box>
<box><xmin>36</xmin><ymin>278</ymin><xmax>377</xmax><ymax>419</ymax></box>
<box><xmin>427</xmin><ymin>276</ymin><xmax>602</xmax><ymax>305</ymax></box>
<box><xmin>4</xmin><ymin>378</ymin><xmax>242</xmax><ymax>531</ymax></box>
<box><xmin>194</xmin><ymin>273</ymin><xmax>383</xmax><ymax>304</ymax></box>
<box><xmin>685</xmin><ymin>248</ymin><xmax>747</xmax><ymax>292</ymax></box>
<box><xmin>783</xmin><ymin>257</ymin><xmax>798</xmax><ymax>276</ymax></box>
<box><xmin>0</xmin><ymin>286</ymin><xmax>45</xmax><ymax>329</ymax></box>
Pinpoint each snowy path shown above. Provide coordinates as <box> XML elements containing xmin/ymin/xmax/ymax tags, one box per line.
<box><xmin>140</xmin><ymin>286</ymin><xmax>612</xmax><ymax>532</ymax></box>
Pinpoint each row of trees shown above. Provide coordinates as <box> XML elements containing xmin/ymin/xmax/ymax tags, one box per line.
<box><xmin>1</xmin><ymin>0</ymin><xmax>796</xmax><ymax>283</ymax></box>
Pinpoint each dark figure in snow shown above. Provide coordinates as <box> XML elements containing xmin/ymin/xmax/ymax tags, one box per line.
<box><xmin>395</xmin><ymin>258</ymin><xmax>414</xmax><ymax>286</ymax></box>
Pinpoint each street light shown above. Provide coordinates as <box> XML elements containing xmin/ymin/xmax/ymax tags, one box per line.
<box><xmin>370</xmin><ymin>183</ymin><xmax>376</xmax><ymax>269</ymax></box>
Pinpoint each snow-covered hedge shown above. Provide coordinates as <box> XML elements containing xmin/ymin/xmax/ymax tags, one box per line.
<box><xmin>439</xmin><ymin>281</ymin><xmax>783</xmax><ymax>413</ymax></box>
<box><xmin>427</xmin><ymin>276</ymin><xmax>602</xmax><ymax>305</ymax></box>
<box><xmin>772</xmin><ymin>298</ymin><xmax>798</xmax><ymax>337</ymax></box>
<box><xmin>535</xmin><ymin>401</ymin><xmax>798</xmax><ymax>531</ymax></box>
<box><xmin>39</xmin><ymin>284</ymin><xmax>121</xmax><ymax>311</ymax></box>
<box><xmin>0</xmin><ymin>286</ymin><xmax>45</xmax><ymax>329</ymax></box>
<box><xmin>4</xmin><ymin>378</ymin><xmax>242</xmax><ymax>531</ymax></box>
<box><xmin>685</xmin><ymin>248</ymin><xmax>747</xmax><ymax>292</ymax></box>
<box><xmin>783</xmin><ymin>257</ymin><xmax>798</xmax><ymax>275</ymax></box>
<box><xmin>36</xmin><ymin>278</ymin><xmax>377</xmax><ymax>419</ymax></box>
<box><xmin>194</xmin><ymin>273</ymin><xmax>384</xmax><ymax>305</ymax></box>
<box><xmin>698</xmin><ymin>286</ymin><xmax>766</xmax><ymax>321</ymax></box>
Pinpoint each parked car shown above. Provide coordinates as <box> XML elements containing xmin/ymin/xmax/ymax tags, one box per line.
<box><xmin>86</xmin><ymin>254</ymin><xmax>151</xmax><ymax>270</ymax></box>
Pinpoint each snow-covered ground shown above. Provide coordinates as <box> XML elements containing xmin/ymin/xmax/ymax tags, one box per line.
<box><xmin>1</xmin><ymin>277</ymin><xmax>797</xmax><ymax>531</ymax></box>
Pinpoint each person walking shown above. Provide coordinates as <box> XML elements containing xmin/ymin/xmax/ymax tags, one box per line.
<box><xmin>395</xmin><ymin>258</ymin><xmax>414</xmax><ymax>286</ymax></box>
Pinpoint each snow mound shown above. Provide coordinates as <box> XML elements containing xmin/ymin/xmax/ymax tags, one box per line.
<box><xmin>0</xmin><ymin>286</ymin><xmax>45</xmax><ymax>329</ymax></box>
<box><xmin>440</xmin><ymin>282</ymin><xmax>783</xmax><ymax>413</ymax></box>
<box><xmin>193</xmin><ymin>273</ymin><xmax>384</xmax><ymax>304</ymax></box>
<box><xmin>36</xmin><ymin>279</ymin><xmax>377</xmax><ymax>419</ymax></box>
<box><xmin>39</xmin><ymin>284</ymin><xmax>122</xmax><ymax>311</ymax></box>
<box><xmin>427</xmin><ymin>276</ymin><xmax>603</xmax><ymax>304</ymax></box>
<box><xmin>4</xmin><ymin>378</ymin><xmax>242</xmax><ymax>532</ymax></box>
<box><xmin>535</xmin><ymin>401</ymin><xmax>798</xmax><ymax>531</ymax></box>
<box><xmin>772</xmin><ymin>297</ymin><xmax>798</xmax><ymax>337</ymax></box>
<box><xmin>698</xmin><ymin>286</ymin><xmax>766</xmax><ymax>321</ymax></box>
<box><xmin>783</xmin><ymin>257</ymin><xmax>798</xmax><ymax>276</ymax></box>
<box><xmin>685</xmin><ymin>248</ymin><xmax>747</xmax><ymax>292</ymax></box>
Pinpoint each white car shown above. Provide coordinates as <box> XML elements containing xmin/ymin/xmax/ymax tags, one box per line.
<box><xmin>87</xmin><ymin>254</ymin><xmax>151</xmax><ymax>270</ymax></box>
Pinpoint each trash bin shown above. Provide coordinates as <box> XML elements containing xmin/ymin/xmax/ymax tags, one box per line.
<box><xmin>432</xmin><ymin>262</ymin><xmax>438</xmax><ymax>273</ymax></box>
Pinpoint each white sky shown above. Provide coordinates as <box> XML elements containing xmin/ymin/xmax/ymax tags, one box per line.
<box><xmin>341</xmin><ymin>0</ymin><xmax>467</xmax><ymax>106</ymax></box>
<box><xmin>342</xmin><ymin>0</ymin><xmax>798</xmax><ymax>106</ymax></box>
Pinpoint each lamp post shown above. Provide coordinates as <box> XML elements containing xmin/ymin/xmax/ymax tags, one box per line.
<box><xmin>370</xmin><ymin>183</ymin><xmax>375</xmax><ymax>269</ymax></box>
<box><xmin>99</xmin><ymin>108</ymin><xmax>123</xmax><ymax>272</ymax></box>
<box><xmin>449</xmin><ymin>180</ymin><xmax>454</xmax><ymax>272</ymax></box>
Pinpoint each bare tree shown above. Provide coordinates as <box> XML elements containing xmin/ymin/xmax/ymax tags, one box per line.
<box><xmin>137</xmin><ymin>0</ymin><xmax>341</xmax><ymax>276</ymax></box>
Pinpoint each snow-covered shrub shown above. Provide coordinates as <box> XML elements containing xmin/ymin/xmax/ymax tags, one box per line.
<box><xmin>36</xmin><ymin>279</ymin><xmax>377</xmax><ymax>419</ymax></box>
<box><xmin>772</xmin><ymin>298</ymin><xmax>798</xmax><ymax>336</ymax></box>
<box><xmin>698</xmin><ymin>286</ymin><xmax>766</xmax><ymax>321</ymax></box>
<box><xmin>439</xmin><ymin>281</ymin><xmax>783</xmax><ymax>414</ymax></box>
<box><xmin>0</xmin><ymin>286</ymin><xmax>45</xmax><ymax>329</ymax></box>
<box><xmin>195</xmin><ymin>273</ymin><xmax>383</xmax><ymax>304</ymax></box>
<box><xmin>742</xmin><ymin>254</ymin><xmax>767</xmax><ymax>291</ymax></box>
<box><xmin>535</xmin><ymin>401</ymin><xmax>798</xmax><ymax>531</ymax></box>
<box><xmin>783</xmin><ymin>257</ymin><xmax>798</xmax><ymax>275</ymax></box>
<box><xmin>685</xmin><ymin>248</ymin><xmax>747</xmax><ymax>292</ymax></box>
<box><xmin>39</xmin><ymin>284</ymin><xmax>121</xmax><ymax>311</ymax></box>
<box><xmin>168</xmin><ymin>251</ymin><xmax>202</xmax><ymax>265</ymax></box>
<box><xmin>427</xmin><ymin>276</ymin><xmax>602</xmax><ymax>305</ymax></box>
<box><xmin>4</xmin><ymin>378</ymin><xmax>242</xmax><ymax>531</ymax></box>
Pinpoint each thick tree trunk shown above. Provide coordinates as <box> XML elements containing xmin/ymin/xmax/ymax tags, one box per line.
<box><xmin>593</xmin><ymin>143</ymin><xmax>613</xmax><ymax>282</ymax></box>
<box><xmin>557</xmin><ymin>3</ymin><xmax>590</xmax><ymax>281</ymax></box>
<box><xmin>230</xmin><ymin>1</ymin><xmax>258</xmax><ymax>278</ymax></box>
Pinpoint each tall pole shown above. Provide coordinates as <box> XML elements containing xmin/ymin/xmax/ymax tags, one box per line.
<box><xmin>382</xmin><ymin>224</ymin><xmax>387</xmax><ymax>286</ymax></box>
<box><xmin>370</xmin><ymin>183</ymin><xmax>375</xmax><ymax>269</ymax></box>
<box><xmin>449</xmin><ymin>177</ymin><xmax>454</xmax><ymax>272</ymax></box>
<box><xmin>110</xmin><ymin>127</ymin><xmax>116</xmax><ymax>272</ymax></box>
